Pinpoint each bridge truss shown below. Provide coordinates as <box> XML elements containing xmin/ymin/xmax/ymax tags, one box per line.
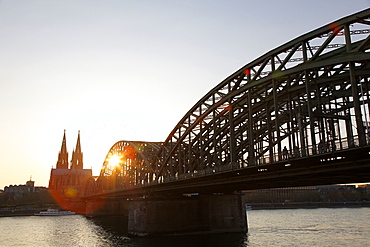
<box><xmin>93</xmin><ymin>9</ymin><xmax>370</xmax><ymax>195</ymax></box>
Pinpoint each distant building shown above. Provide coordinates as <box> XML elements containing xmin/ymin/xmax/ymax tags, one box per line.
<box><xmin>244</xmin><ymin>186</ymin><xmax>321</xmax><ymax>203</ymax></box>
<box><xmin>3</xmin><ymin>178</ymin><xmax>47</xmax><ymax>200</ymax></box>
<box><xmin>244</xmin><ymin>184</ymin><xmax>369</xmax><ymax>203</ymax></box>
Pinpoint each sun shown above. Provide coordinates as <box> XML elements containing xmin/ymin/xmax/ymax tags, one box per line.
<box><xmin>108</xmin><ymin>154</ymin><xmax>121</xmax><ymax>168</ymax></box>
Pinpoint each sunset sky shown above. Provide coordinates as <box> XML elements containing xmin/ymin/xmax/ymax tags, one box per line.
<box><xmin>1</xmin><ymin>1</ymin><xmax>369</xmax><ymax>189</ymax></box>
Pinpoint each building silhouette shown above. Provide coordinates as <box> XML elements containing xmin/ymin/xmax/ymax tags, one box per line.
<box><xmin>49</xmin><ymin>130</ymin><xmax>92</xmax><ymax>200</ymax></box>
<box><xmin>244</xmin><ymin>184</ymin><xmax>370</xmax><ymax>203</ymax></box>
<box><xmin>3</xmin><ymin>178</ymin><xmax>47</xmax><ymax>201</ymax></box>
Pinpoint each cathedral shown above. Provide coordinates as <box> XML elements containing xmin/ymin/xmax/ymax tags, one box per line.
<box><xmin>48</xmin><ymin>130</ymin><xmax>92</xmax><ymax>200</ymax></box>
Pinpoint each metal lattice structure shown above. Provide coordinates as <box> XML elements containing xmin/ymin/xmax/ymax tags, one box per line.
<box><xmin>94</xmin><ymin>9</ymin><xmax>370</xmax><ymax>193</ymax></box>
<box><xmin>96</xmin><ymin>141</ymin><xmax>163</xmax><ymax>191</ymax></box>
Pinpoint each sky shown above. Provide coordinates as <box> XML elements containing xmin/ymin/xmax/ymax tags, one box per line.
<box><xmin>0</xmin><ymin>0</ymin><xmax>369</xmax><ymax>189</ymax></box>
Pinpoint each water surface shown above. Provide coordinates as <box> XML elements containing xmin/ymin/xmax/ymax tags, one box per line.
<box><xmin>0</xmin><ymin>208</ymin><xmax>369</xmax><ymax>246</ymax></box>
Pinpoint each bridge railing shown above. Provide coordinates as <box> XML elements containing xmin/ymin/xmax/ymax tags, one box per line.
<box><xmin>146</xmin><ymin>135</ymin><xmax>369</xmax><ymax>187</ymax></box>
<box><xmin>176</xmin><ymin>135</ymin><xmax>366</xmax><ymax>179</ymax></box>
<box><xmin>94</xmin><ymin>135</ymin><xmax>369</xmax><ymax>193</ymax></box>
<box><xmin>253</xmin><ymin>135</ymin><xmax>365</xmax><ymax>166</ymax></box>
<box><xmin>126</xmin><ymin>133</ymin><xmax>370</xmax><ymax>190</ymax></box>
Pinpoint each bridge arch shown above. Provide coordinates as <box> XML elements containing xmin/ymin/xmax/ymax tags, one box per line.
<box><xmin>96</xmin><ymin>140</ymin><xmax>164</xmax><ymax>190</ymax></box>
<box><xmin>93</xmin><ymin>9</ymin><xmax>370</xmax><ymax>191</ymax></box>
<box><xmin>84</xmin><ymin>176</ymin><xmax>97</xmax><ymax>196</ymax></box>
<box><xmin>152</xmin><ymin>8</ymin><xmax>370</xmax><ymax>182</ymax></box>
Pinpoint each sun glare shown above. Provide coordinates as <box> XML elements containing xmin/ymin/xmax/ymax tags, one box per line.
<box><xmin>108</xmin><ymin>154</ymin><xmax>121</xmax><ymax>168</ymax></box>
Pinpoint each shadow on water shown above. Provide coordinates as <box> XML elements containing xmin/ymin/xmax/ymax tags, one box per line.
<box><xmin>132</xmin><ymin>233</ymin><xmax>249</xmax><ymax>247</ymax></box>
<box><xmin>86</xmin><ymin>216</ymin><xmax>249</xmax><ymax>247</ymax></box>
<box><xmin>87</xmin><ymin>215</ymin><xmax>128</xmax><ymax>236</ymax></box>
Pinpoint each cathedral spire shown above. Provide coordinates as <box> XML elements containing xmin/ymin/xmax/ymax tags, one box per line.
<box><xmin>71</xmin><ymin>130</ymin><xmax>83</xmax><ymax>169</ymax></box>
<box><xmin>56</xmin><ymin>130</ymin><xmax>69</xmax><ymax>169</ymax></box>
<box><xmin>75</xmin><ymin>130</ymin><xmax>82</xmax><ymax>154</ymax></box>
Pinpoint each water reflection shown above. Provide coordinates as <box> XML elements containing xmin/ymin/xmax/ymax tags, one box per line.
<box><xmin>5</xmin><ymin>208</ymin><xmax>367</xmax><ymax>246</ymax></box>
<box><xmin>0</xmin><ymin>214</ymin><xmax>247</xmax><ymax>246</ymax></box>
<box><xmin>87</xmin><ymin>215</ymin><xmax>248</xmax><ymax>247</ymax></box>
<box><xmin>132</xmin><ymin>233</ymin><xmax>248</xmax><ymax>247</ymax></box>
<box><xmin>86</xmin><ymin>216</ymin><xmax>131</xmax><ymax>246</ymax></box>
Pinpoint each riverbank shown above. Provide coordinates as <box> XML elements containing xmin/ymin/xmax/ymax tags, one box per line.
<box><xmin>247</xmin><ymin>201</ymin><xmax>370</xmax><ymax>210</ymax></box>
<box><xmin>0</xmin><ymin>208</ymin><xmax>48</xmax><ymax>217</ymax></box>
<box><xmin>2</xmin><ymin>201</ymin><xmax>370</xmax><ymax>216</ymax></box>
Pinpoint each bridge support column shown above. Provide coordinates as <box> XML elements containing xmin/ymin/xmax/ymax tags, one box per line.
<box><xmin>127</xmin><ymin>193</ymin><xmax>247</xmax><ymax>236</ymax></box>
<box><xmin>85</xmin><ymin>197</ymin><xmax>129</xmax><ymax>217</ymax></box>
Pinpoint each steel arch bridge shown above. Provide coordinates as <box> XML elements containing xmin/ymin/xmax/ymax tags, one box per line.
<box><xmin>90</xmin><ymin>9</ymin><xmax>370</xmax><ymax>196</ymax></box>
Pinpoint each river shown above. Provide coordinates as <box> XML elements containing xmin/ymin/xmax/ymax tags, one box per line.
<box><xmin>0</xmin><ymin>208</ymin><xmax>369</xmax><ymax>246</ymax></box>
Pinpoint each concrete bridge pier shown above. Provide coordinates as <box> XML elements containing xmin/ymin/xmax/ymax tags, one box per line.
<box><xmin>85</xmin><ymin>197</ymin><xmax>129</xmax><ymax>216</ymax></box>
<box><xmin>127</xmin><ymin>193</ymin><xmax>247</xmax><ymax>237</ymax></box>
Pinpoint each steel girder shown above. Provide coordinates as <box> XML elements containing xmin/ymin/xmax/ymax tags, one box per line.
<box><xmin>96</xmin><ymin>140</ymin><xmax>164</xmax><ymax>192</ymax></box>
<box><xmin>152</xmin><ymin>8</ymin><xmax>370</xmax><ymax>183</ymax></box>
<box><xmin>95</xmin><ymin>9</ymin><xmax>370</xmax><ymax>191</ymax></box>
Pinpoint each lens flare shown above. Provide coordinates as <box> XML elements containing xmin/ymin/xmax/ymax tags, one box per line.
<box><xmin>123</xmin><ymin>145</ymin><xmax>136</xmax><ymax>160</ymax></box>
<box><xmin>225</xmin><ymin>102</ymin><xmax>232</xmax><ymax>111</ymax></box>
<box><xmin>108</xmin><ymin>154</ymin><xmax>121</xmax><ymax>167</ymax></box>
<box><xmin>64</xmin><ymin>186</ymin><xmax>78</xmax><ymax>198</ymax></box>
<box><xmin>328</xmin><ymin>22</ymin><xmax>341</xmax><ymax>33</ymax></box>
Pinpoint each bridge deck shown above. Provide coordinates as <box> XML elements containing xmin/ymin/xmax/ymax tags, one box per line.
<box><xmin>84</xmin><ymin>146</ymin><xmax>370</xmax><ymax>199</ymax></box>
